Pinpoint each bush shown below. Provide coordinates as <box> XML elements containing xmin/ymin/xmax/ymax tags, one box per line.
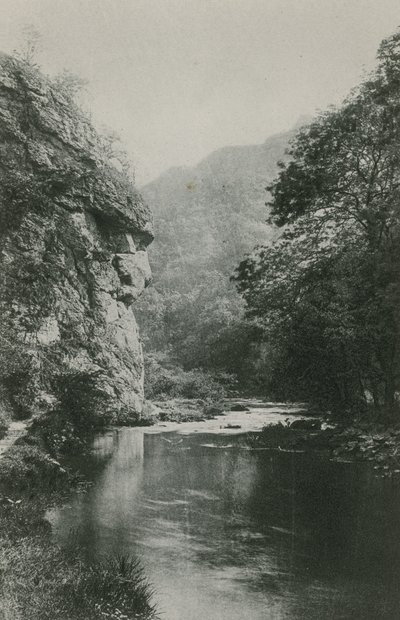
<box><xmin>53</xmin><ymin>371</ymin><xmax>114</xmax><ymax>430</ymax></box>
<box><xmin>247</xmin><ymin>421</ymin><xmax>295</xmax><ymax>449</ymax></box>
<box><xmin>0</xmin><ymin>536</ymin><xmax>157</xmax><ymax>620</ymax></box>
<box><xmin>0</xmin><ymin>444</ymin><xmax>66</xmax><ymax>491</ymax></box>
<box><xmin>30</xmin><ymin>412</ymin><xmax>93</xmax><ymax>458</ymax></box>
<box><xmin>0</xmin><ymin>409</ymin><xmax>8</xmax><ymax>439</ymax></box>
<box><xmin>61</xmin><ymin>554</ymin><xmax>157</xmax><ymax>620</ymax></box>
<box><xmin>144</xmin><ymin>353</ymin><xmax>226</xmax><ymax>402</ymax></box>
<box><xmin>0</xmin><ymin>494</ymin><xmax>157</xmax><ymax>620</ymax></box>
<box><xmin>27</xmin><ymin>370</ymin><xmax>116</xmax><ymax>458</ymax></box>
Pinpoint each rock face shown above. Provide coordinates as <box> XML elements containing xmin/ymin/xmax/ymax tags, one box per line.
<box><xmin>0</xmin><ymin>55</ymin><xmax>153</xmax><ymax>423</ymax></box>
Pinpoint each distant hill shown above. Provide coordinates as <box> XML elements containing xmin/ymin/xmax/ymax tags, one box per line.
<box><xmin>141</xmin><ymin>129</ymin><xmax>296</xmax><ymax>288</ymax></box>
<box><xmin>135</xmin><ymin>126</ymin><xmax>300</xmax><ymax>371</ymax></box>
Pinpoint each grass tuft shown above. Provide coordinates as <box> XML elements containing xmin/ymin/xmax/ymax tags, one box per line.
<box><xmin>0</xmin><ymin>478</ymin><xmax>158</xmax><ymax>619</ymax></box>
<box><xmin>62</xmin><ymin>554</ymin><xmax>157</xmax><ymax>620</ymax></box>
<box><xmin>0</xmin><ymin>516</ymin><xmax>157</xmax><ymax>619</ymax></box>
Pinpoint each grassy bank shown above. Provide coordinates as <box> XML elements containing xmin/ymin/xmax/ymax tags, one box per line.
<box><xmin>0</xmin><ymin>440</ymin><xmax>158</xmax><ymax>620</ymax></box>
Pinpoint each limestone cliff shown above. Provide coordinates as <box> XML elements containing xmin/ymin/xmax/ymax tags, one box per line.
<box><xmin>0</xmin><ymin>54</ymin><xmax>153</xmax><ymax>424</ymax></box>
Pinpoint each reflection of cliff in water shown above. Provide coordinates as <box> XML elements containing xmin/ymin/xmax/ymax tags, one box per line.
<box><xmin>51</xmin><ymin>424</ymin><xmax>400</xmax><ymax>620</ymax></box>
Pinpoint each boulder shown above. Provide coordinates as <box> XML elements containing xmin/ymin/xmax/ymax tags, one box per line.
<box><xmin>230</xmin><ymin>404</ymin><xmax>250</xmax><ymax>412</ymax></box>
<box><xmin>290</xmin><ymin>419</ymin><xmax>321</xmax><ymax>431</ymax></box>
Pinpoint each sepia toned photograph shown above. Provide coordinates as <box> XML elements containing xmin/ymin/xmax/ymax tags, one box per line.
<box><xmin>0</xmin><ymin>1</ymin><xmax>400</xmax><ymax>618</ymax></box>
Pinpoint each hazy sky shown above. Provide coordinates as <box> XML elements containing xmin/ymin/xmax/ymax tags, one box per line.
<box><xmin>0</xmin><ymin>0</ymin><xmax>400</xmax><ymax>185</ymax></box>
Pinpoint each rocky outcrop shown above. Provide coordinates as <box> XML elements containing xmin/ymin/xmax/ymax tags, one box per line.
<box><xmin>0</xmin><ymin>54</ymin><xmax>153</xmax><ymax>423</ymax></box>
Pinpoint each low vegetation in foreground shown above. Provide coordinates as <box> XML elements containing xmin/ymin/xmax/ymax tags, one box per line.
<box><xmin>0</xmin><ymin>442</ymin><xmax>158</xmax><ymax>620</ymax></box>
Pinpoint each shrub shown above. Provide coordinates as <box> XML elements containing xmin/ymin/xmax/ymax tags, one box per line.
<box><xmin>246</xmin><ymin>421</ymin><xmax>295</xmax><ymax>449</ymax></box>
<box><xmin>0</xmin><ymin>494</ymin><xmax>157</xmax><ymax>620</ymax></box>
<box><xmin>144</xmin><ymin>353</ymin><xmax>226</xmax><ymax>402</ymax></box>
<box><xmin>30</xmin><ymin>412</ymin><xmax>92</xmax><ymax>458</ymax></box>
<box><xmin>53</xmin><ymin>371</ymin><xmax>114</xmax><ymax>430</ymax></box>
<box><xmin>0</xmin><ymin>409</ymin><xmax>8</xmax><ymax>439</ymax></box>
<box><xmin>61</xmin><ymin>554</ymin><xmax>157</xmax><ymax>620</ymax></box>
<box><xmin>27</xmin><ymin>370</ymin><xmax>116</xmax><ymax>458</ymax></box>
<box><xmin>0</xmin><ymin>444</ymin><xmax>66</xmax><ymax>491</ymax></box>
<box><xmin>0</xmin><ymin>536</ymin><xmax>157</xmax><ymax>620</ymax></box>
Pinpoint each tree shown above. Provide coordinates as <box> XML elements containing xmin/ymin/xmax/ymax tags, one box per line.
<box><xmin>235</xmin><ymin>29</ymin><xmax>400</xmax><ymax>418</ymax></box>
<box><xmin>14</xmin><ymin>25</ymin><xmax>42</xmax><ymax>66</ymax></box>
<box><xmin>52</xmin><ymin>69</ymin><xmax>88</xmax><ymax>100</ymax></box>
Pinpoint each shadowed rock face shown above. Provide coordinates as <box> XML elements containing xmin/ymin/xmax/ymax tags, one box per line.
<box><xmin>0</xmin><ymin>55</ymin><xmax>153</xmax><ymax>422</ymax></box>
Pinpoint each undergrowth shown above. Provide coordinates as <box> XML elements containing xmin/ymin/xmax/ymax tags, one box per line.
<box><xmin>0</xmin><ymin>483</ymin><xmax>157</xmax><ymax>620</ymax></box>
<box><xmin>0</xmin><ymin>411</ymin><xmax>8</xmax><ymax>440</ymax></box>
<box><xmin>144</xmin><ymin>352</ymin><xmax>227</xmax><ymax>402</ymax></box>
<box><xmin>0</xmin><ymin>441</ymin><xmax>158</xmax><ymax>619</ymax></box>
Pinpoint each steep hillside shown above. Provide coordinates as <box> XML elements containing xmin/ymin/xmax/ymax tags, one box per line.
<box><xmin>142</xmin><ymin>130</ymin><xmax>294</xmax><ymax>285</ymax></box>
<box><xmin>0</xmin><ymin>54</ymin><xmax>153</xmax><ymax>424</ymax></box>
<box><xmin>136</xmin><ymin>129</ymin><xmax>296</xmax><ymax>382</ymax></box>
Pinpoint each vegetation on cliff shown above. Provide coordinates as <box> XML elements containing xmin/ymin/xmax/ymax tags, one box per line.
<box><xmin>0</xmin><ymin>52</ymin><xmax>153</xmax><ymax>433</ymax></box>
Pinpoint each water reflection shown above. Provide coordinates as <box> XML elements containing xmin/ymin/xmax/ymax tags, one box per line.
<box><xmin>50</xmin><ymin>426</ymin><xmax>400</xmax><ymax>619</ymax></box>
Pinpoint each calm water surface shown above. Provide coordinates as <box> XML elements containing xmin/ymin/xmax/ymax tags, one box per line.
<box><xmin>49</xmin><ymin>405</ymin><xmax>400</xmax><ymax>619</ymax></box>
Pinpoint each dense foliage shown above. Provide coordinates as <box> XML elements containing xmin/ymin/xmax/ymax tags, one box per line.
<box><xmin>234</xmin><ymin>31</ymin><xmax>400</xmax><ymax>419</ymax></box>
<box><xmin>136</xmin><ymin>132</ymin><xmax>292</xmax><ymax>390</ymax></box>
<box><xmin>144</xmin><ymin>352</ymin><xmax>229</xmax><ymax>401</ymax></box>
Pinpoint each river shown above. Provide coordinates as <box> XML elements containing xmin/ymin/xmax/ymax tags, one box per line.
<box><xmin>48</xmin><ymin>402</ymin><xmax>400</xmax><ymax>619</ymax></box>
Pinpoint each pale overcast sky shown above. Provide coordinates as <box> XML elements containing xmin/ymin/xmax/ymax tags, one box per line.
<box><xmin>0</xmin><ymin>0</ymin><xmax>399</xmax><ymax>185</ymax></box>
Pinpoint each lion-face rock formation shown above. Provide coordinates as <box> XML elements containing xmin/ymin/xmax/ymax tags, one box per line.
<box><xmin>0</xmin><ymin>55</ymin><xmax>153</xmax><ymax>424</ymax></box>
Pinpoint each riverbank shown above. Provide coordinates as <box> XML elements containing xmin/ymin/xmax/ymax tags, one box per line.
<box><xmin>0</xmin><ymin>399</ymin><xmax>304</xmax><ymax>619</ymax></box>
<box><xmin>0</xmin><ymin>437</ymin><xmax>157</xmax><ymax>620</ymax></box>
<box><xmin>145</xmin><ymin>400</ymin><xmax>305</xmax><ymax>436</ymax></box>
<box><xmin>149</xmin><ymin>397</ymin><xmax>222</xmax><ymax>423</ymax></box>
<box><xmin>149</xmin><ymin>401</ymin><xmax>400</xmax><ymax>477</ymax></box>
<box><xmin>49</xmin><ymin>414</ymin><xmax>400</xmax><ymax>620</ymax></box>
<box><xmin>149</xmin><ymin>397</ymin><xmax>307</xmax><ymax>424</ymax></box>
<box><xmin>2</xmin><ymin>398</ymin><xmax>398</xmax><ymax>618</ymax></box>
<box><xmin>253</xmin><ymin>420</ymin><xmax>400</xmax><ymax>478</ymax></box>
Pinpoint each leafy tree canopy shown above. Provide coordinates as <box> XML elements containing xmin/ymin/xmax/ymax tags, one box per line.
<box><xmin>235</xmin><ymin>29</ymin><xmax>400</xmax><ymax>418</ymax></box>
